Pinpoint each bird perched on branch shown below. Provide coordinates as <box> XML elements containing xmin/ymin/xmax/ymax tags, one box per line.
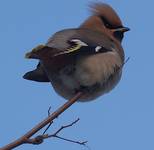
<box><xmin>23</xmin><ymin>3</ymin><xmax>129</xmax><ymax>102</ymax></box>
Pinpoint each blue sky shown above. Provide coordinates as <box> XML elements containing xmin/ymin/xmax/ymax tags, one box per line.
<box><xmin>0</xmin><ymin>0</ymin><xmax>154</xmax><ymax>150</ymax></box>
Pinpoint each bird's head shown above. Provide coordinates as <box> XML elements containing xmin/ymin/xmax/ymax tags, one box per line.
<box><xmin>80</xmin><ymin>3</ymin><xmax>130</xmax><ymax>43</ymax></box>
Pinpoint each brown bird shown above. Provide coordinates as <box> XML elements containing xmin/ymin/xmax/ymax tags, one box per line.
<box><xmin>23</xmin><ymin>3</ymin><xmax>129</xmax><ymax>102</ymax></box>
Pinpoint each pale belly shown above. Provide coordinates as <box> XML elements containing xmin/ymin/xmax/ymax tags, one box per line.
<box><xmin>48</xmin><ymin>53</ymin><xmax>123</xmax><ymax>102</ymax></box>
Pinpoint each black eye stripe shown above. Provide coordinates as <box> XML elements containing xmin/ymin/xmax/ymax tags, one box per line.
<box><xmin>99</xmin><ymin>16</ymin><xmax>123</xmax><ymax>30</ymax></box>
<box><xmin>100</xmin><ymin>16</ymin><xmax>113</xmax><ymax>29</ymax></box>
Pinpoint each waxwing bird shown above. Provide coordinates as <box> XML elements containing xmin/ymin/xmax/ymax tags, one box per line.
<box><xmin>23</xmin><ymin>3</ymin><xmax>129</xmax><ymax>102</ymax></box>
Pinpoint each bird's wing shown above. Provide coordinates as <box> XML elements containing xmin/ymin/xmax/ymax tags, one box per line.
<box><xmin>23</xmin><ymin>29</ymin><xmax>116</xmax><ymax>82</ymax></box>
<box><xmin>46</xmin><ymin>28</ymin><xmax>116</xmax><ymax>57</ymax></box>
<box><xmin>23</xmin><ymin>62</ymin><xmax>49</xmax><ymax>82</ymax></box>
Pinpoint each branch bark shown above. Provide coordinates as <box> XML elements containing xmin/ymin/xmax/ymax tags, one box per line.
<box><xmin>0</xmin><ymin>92</ymin><xmax>83</xmax><ymax>150</ymax></box>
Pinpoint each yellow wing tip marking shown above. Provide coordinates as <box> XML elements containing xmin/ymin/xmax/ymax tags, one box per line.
<box><xmin>31</xmin><ymin>44</ymin><xmax>46</xmax><ymax>53</ymax></box>
<box><xmin>25</xmin><ymin>44</ymin><xmax>45</xmax><ymax>59</ymax></box>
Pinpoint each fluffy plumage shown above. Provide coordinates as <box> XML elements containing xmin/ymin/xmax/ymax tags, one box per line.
<box><xmin>23</xmin><ymin>3</ymin><xmax>129</xmax><ymax>101</ymax></box>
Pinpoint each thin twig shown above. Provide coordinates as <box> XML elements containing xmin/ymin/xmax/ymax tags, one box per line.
<box><xmin>53</xmin><ymin>118</ymin><xmax>80</xmax><ymax>135</ymax></box>
<box><xmin>48</xmin><ymin>106</ymin><xmax>52</xmax><ymax>115</ymax></box>
<box><xmin>124</xmin><ymin>57</ymin><xmax>130</xmax><ymax>65</ymax></box>
<box><xmin>24</xmin><ymin>118</ymin><xmax>87</xmax><ymax>146</ymax></box>
<box><xmin>53</xmin><ymin>135</ymin><xmax>87</xmax><ymax>145</ymax></box>
<box><xmin>43</xmin><ymin>106</ymin><xmax>53</xmax><ymax>135</ymax></box>
<box><xmin>48</xmin><ymin>118</ymin><xmax>87</xmax><ymax>146</ymax></box>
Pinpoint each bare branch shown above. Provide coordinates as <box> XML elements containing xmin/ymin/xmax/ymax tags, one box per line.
<box><xmin>48</xmin><ymin>118</ymin><xmax>87</xmax><ymax>146</ymax></box>
<box><xmin>53</xmin><ymin>118</ymin><xmax>80</xmax><ymax>135</ymax></box>
<box><xmin>22</xmin><ymin>118</ymin><xmax>87</xmax><ymax>147</ymax></box>
<box><xmin>0</xmin><ymin>92</ymin><xmax>83</xmax><ymax>150</ymax></box>
<box><xmin>43</xmin><ymin>106</ymin><xmax>53</xmax><ymax>135</ymax></box>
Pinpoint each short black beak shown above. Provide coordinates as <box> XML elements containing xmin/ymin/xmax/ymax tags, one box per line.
<box><xmin>114</xmin><ymin>27</ymin><xmax>130</xmax><ymax>33</ymax></box>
